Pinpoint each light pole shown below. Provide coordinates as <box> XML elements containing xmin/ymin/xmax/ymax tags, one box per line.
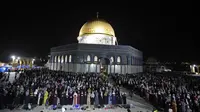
<box><xmin>16</xmin><ymin>57</ymin><xmax>20</xmax><ymax>64</ymax></box>
<box><xmin>32</xmin><ymin>59</ymin><xmax>35</xmax><ymax>67</ymax></box>
<box><xmin>11</xmin><ymin>55</ymin><xmax>16</xmax><ymax>65</ymax></box>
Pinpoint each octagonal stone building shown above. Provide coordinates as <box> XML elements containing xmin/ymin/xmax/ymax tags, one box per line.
<box><xmin>49</xmin><ymin>18</ymin><xmax>143</xmax><ymax>74</ymax></box>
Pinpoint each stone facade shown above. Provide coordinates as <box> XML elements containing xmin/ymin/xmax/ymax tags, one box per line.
<box><xmin>49</xmin><ymin>43</ymin><xmax>143</xmax><ymax>74</ymax></box>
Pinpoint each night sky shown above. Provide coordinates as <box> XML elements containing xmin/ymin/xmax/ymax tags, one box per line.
<box><xmin>0</xmin><ymin>2</ymin><xmax>196</xmax><ymax>63</ymax></box>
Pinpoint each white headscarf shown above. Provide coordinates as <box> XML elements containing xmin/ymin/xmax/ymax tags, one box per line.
<box><xmin>34</xmin><ymin>88</ymin><xmax>38</xmax><ymax>96</ymax></box>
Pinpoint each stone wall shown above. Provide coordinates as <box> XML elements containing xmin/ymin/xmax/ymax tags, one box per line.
<box><xmin>50</xmin><ymin>63</ymin><xmax>143</xmax><ymax>74</ymax></box>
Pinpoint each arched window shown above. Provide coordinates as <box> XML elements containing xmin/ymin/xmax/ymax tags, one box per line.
<box><xmin>131</xmin><ymin>56</ymin><xmax>132</xmax><ymax>65</ymax></box>
<box><xmin>138</xmin><ymin>58</ymin><xmax>140</xmax><ymax>65</ymax></box>
<box><xmin>69</xmin><ymin>55</ymin><xmax>72</xmax><ymax>62</ymax></box>
<box><xmin>61</xmin><ymin>55</ymin><xmax>64</xmax><ymax>63</ymax></box>
<box><xmin>139</xmin><ymin>58</ymin><xmax>142</xmax><ymax>65</ymax></box>
<box><xmin>58</xmin><ymin>56</ymin><xmax>60</xmax><ymax>63</ymax></box>
<box><xmin>87</xmin><ymin>55</ymin><xmax>91</xmax><ymax>62</ymax></box>
<box><xmin>94</xmin><ymin>56</ymin><xmax>98</xmax><ymax>62</ymax></box>
<box><xmin>54</xmin><ymin>56</ymin><xmax>57</xmax><ymax>62</ymax></box>
<box><xmin>19</xmin><ymin>60</ymin><xmax>22</xmax><ymax>65</ymax></box>
<box><xmin>135</xmin><ymin>57</ymin><xmax>137</xmax><ymax>65</ymax></box>
<box><xmin>65</xmin><ymin>55</ymin><xmax>68</xmax><ymax>63</ymax></box>
<box><xmin>110</xmin><ymin>56</ymin><xmax>114</xmax><ymax>63</ymax></box>
<box><xmin>117</xmin><ymin>56</ymin><xmax>121</xmax><ymax>63</ymax></box>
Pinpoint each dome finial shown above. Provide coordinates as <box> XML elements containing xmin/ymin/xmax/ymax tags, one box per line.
<box><xmin>96</xmin><ymin>12</ymin><xmax>99</xmax><ymax>19</ymax></box>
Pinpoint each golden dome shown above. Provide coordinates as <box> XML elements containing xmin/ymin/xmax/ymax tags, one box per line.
<box><xmin>79</xmin><ymin>19</ymin><xmax>115</xmax><ymax>36</ymax></box>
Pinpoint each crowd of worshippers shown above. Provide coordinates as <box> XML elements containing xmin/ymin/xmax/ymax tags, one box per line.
<box><xmin>112</xmin><ymin>73</ymin><xmax>200</xmax><ymax>112</ymax></box>
<box><xmin>0</xmin><ymin>69</ymin><xmax>127</xmax><ymax>110</ymax></box>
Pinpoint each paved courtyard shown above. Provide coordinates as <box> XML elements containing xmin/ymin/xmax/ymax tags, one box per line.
<box><xmin>0</xmin><ymin>106</ymin><xmax>152</xmax><ymax>112</ymax></box>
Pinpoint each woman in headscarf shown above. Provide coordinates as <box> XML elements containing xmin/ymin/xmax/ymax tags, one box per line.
<box><xmin>94</xmin><ymin>90</ymin><xmax>99</xmax><ymax>107</ymax></box>
<box><xmin>83</xmin><ymin>88</ymin><xmax>87</xmax><ymax>104</ymax></box>
<box><xmin>80</xmin><ymin>91</ymin><xmax>84</xmax><ymax>105</ymax></box>
<box><xmin>33</xmin><ymin>87</ymin><xmax>38</xmax><ymax>105</ymax></box>
<box><xmin>91</xmin><ymin>91</ymin><xmax>95</xmax><ymax>105</ymax></box>
<box><xmin>112</xmin><ymin>90</ymin><xmax>116</xmax><ymax>105</ymax></box>
<box><xmin>87</xmin><ymin>91</ymin><xmax>91</xmax><ymax>108</ymax></box>
<box><xmin>73</xmin><ymin>91</ymin><xmax>78</xmax><ymax>106</ymax></box>
<box><xmin>68</xmin><ymin>88</ymin><xmax>73</xmax><ymax>105</ymax></box>
<box><xmin>104</xmin><ymin>89</ymin><xmax>108</xmax><ymax>105</ymax></box>
<box><xmin>29</xmin><ymin>89</ymin><xmax>34</xmax><ymax>104</ymax></box>
<box><xmin>99</xmin><ymin>89</ymin><xmax>104</xmax><ymax>106</ymax></box>
<box><xmin>77</xmin><ymin>90</ymin><xmax>80</xmax><ymax>105</ymax></box>
<box><xmin>172</xmin><ymin>100</ymin><xmax>177</xmax><ymax>112</ymax></box>
<box><xmin>48</xmin><ymin>92</ymin><xmax>53</xmax><ymax>105</ymax></box>
<box><xmin>13</xmin><ymin>87</ymin><xmax>20</xmax><ymax>108</ymax></box>
<box><xmin>65</xmin><ymin>89</ymin><xmax>69</xmax><ymax>105</ymax></box>
<box><xmin>60</xmin><ymin>92</ymin><xmax>65</xmax><ymax>105</ymax></box>
<box><xmin>122</xmin><ymin>93</ymin><xmax>127</xmax><ymax>104</ymax></box>
<box><xmin>19</xmin><ymin>85</ymin><xmax>24</xmax><ymax>105</ymax></box>
<box><xmin>24</xmin><ymin>89</ymin><xmax>30</xmax><ymax>109</ymax></box>
<box><xmin>43</xmin><ymin>90</ymin><xmax>48</xmax><ymax>105</ymax></box>
<box><xmin>52</xmin><ymin>94</ymin><xmax>58</xmax><ymax>108</ymax></box>
<box><xmin>181</xmin><ymin>99</ymin><xmax>186</xmax><ymax>112</ymax></box>
<box><xmin>108</xmin><ymin>91</ymin><xmax>112</xmax><ymax>105</ymax></box>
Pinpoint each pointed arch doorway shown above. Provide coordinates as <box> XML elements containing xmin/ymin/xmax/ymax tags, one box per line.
<box><xmin>99</xmin><ymin>57</ymin><xmax>111</xmax><ymax>73</ymax></box>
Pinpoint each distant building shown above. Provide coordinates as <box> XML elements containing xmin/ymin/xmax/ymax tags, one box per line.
<box><xmin>10</xmin><ymin>57</ymin><xmax>35</xmax><ymax>68</ymax></box>
<box><xmin>144</xmin><ymin>57</ymin><xmax>159</xmax><ymax>72</ymax></box>
<box><xmin>0</xmin><ymin>62</ymin><xmax>6</xmax><ymax>67</ymax></box>
<box><xmin>190</xmin><ymin>64</ymin><xmax>200</xmax><ymax>74</ymax></box>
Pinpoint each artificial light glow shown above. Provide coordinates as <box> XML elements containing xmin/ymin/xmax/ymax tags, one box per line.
<box><xmin>32</xmin><ymin>61</ymin><xmax>35</xmax><ymax>64</ymax></box>
<box><xmin>91</xmin><ymin>64</ymin><xmax>94</xmax><ymax>67</ymax></box>
<box><xmin>32</xmin><ymin>59</ymin><xmax>35</xmax><ymax>64</ymax></box>
<box><xmin>11</xmin><ymin>55</ymin><xmax>16</xmax><ymax>60</ymax></box>
<box><xmin>17</xmin><ymin>57</ymin><xmax>20</xmax><ymax>60</ymax></box>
